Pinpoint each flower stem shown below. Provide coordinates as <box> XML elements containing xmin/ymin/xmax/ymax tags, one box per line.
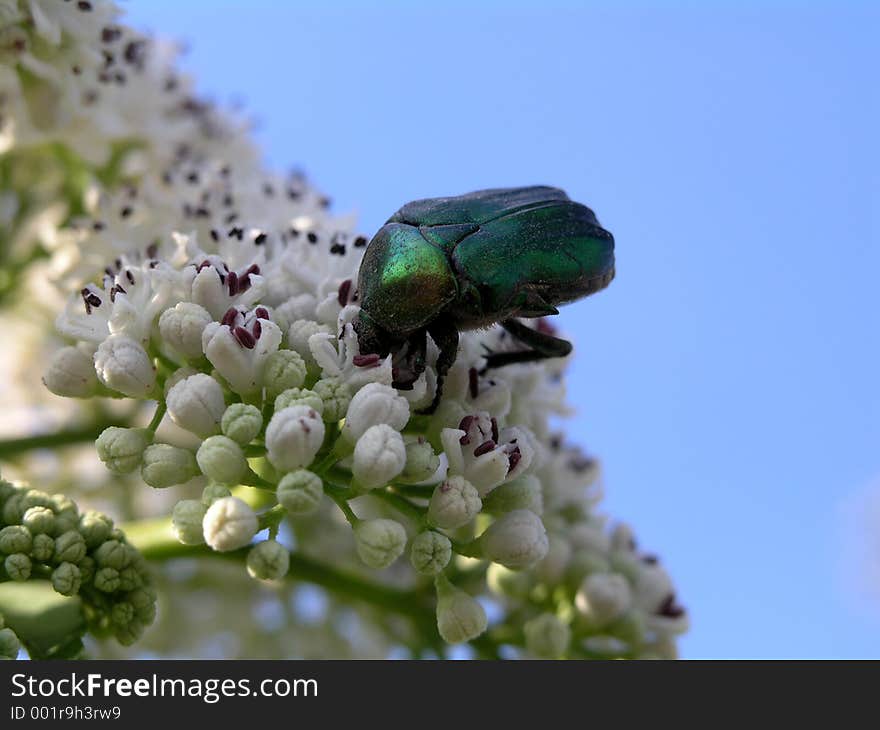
<box><xmin>0</xmin><ymin>421</ymin><xmax>115</xmax><ymax>460</ymax></box>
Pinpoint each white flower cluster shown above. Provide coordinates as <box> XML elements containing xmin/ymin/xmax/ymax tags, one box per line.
<box><xmin>3</xmin><ymin>1</ymin><xmax>687</xmax><ymax>658</ymax></box>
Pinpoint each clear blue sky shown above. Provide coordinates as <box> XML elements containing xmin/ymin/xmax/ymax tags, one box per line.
<box><xmin>124</xmin><ymin>1</ymin><xmax>879</xmax><ymax>658</ymax></box>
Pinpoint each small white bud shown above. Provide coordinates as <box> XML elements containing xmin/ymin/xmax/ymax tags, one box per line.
<box><xmin>535</xmin><ymin>533</ymin><xmax>572</xmax><ymax>585</ymax></box>
<box><xmin>524</xmin><ymin>613</ymin><xmax>571</xmax><ymax>658</ymax></box>
<box><xmin>246</xmin><ymin>539</ymin><xmax>290</xmax><ymax>580</ymax></box>
<box><xmin>343</xmin><ymin>382</ymin><xmax>410</xmax><ymax>442</ymax></box>
<box><xmin>477</xmin><ymin>509</ymin><xmax>549</xmax><ymax>569</ymax></box>
<box><xmin>221</xmin><ymin>403</ymin><xmax>263</xmax><ymax>445</ymax></box>
<box><xmin>576</xmin><ymin>572</ymin><xmax>632</xmax><ymax>624</ymax></box>
<box><xmin>141</xmin><ymin>444</ymin><xmax>199</xmax><ymax>488</ymax></box>
<box><xmin>94</xmin><ymin>334</ymin><xmax>157</xmax><ymax>397</ymax></box>
<box><xmin>482</xmin><ymin>474</ymin><xmax>543</xmax><ymax>515</ymax></box>
<box><xmin>353</xmin><ymin>518</ymin><xmax>406</xmax><ymax>569</ymax></box>
<box><xmin>171</xmin><ymin>500</ymin><xmax>207</xmax><ymax>545</ymax></box>
<box><xmin>410</xmin><ymin>531</ymin><xmax>452</xmax><ymax>575</ymax></box>
<box><xmin>202</xmin><ymin>496</ymin><xmax>258</xmax><ymax>552</ymax></box>
<box><xmin>163</xmin><ymin>366</ymin><xmax>199</xmax><ymax>397</ymax></box>
<box><xmin>275</xmin><ymin>387</ymin><xmax>324</xmax><ymax>414</ymax></box>
<box><xmin>276</xmin><ymin>469</ymin><xmax>324</xmax><ymax>516</ymax></box>
<box><xmin>287</xmin><ymin>319</ymin><xmax>330</xmax><ymax>367</ymax></box>
<box><xmin>196</xmin><ymin>435</ymin><xmax>248</xmax><ymax>485</ymax></box>
<box><xmin>435</xmin><ymin>575</ymin><xmax>487</xmax><ymax>644</ymax></box>
<box><xmin>263</xmin><ymin>349</ymin><xmax>307</xmax><ymax>399</ymax></box>
<box><xmin>399</xmin><ymin>438</ymin><xmax>440</xmax><ymax>483</ymax></box>
<box><xmin>265</xmin><ymin>405</ymin><xmax>325</xmax><ymax>472</ymax></box>
<box><xmin>43</xmin><ymin>346</ymin><xmax>99</xmax><ymax>398</ymax></box>
<box><xmin>158</xmin><ymin>302</ymin><xmax>213</xmax><ymax>359</ymax></box>
<box><xmin>95</xmin><ymin>427</ymin><xmax>151</xmax><ymax>474</ymax></box>
<box><xmin>166</xmin><ymin>373</ymin><xmax>226</xmax><ymax>437</ymax></box>
<box><xmin>312</xmin><ymin>377</ymin><xmax>351</xmax><ymax>422</ymax></box>
<box><xmin>632</xmin><ymin>562</ymin><xmax>674</xmax><ymax>613</ymax></box>
<box><xmin>352</xmin><ymin>424</ymin><xmax>406</xmax><ymax>490</ymax></box>
<box><xmin>427</xmin><ymin>476</ymin><xmax>482</xmax><ymax>530</ymax></box>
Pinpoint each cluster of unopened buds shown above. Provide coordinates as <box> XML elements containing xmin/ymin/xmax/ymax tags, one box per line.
<box><xmin>1</xmin><ymin>0</ymin><xmax>687</xmax><ymax>657</ymax></box>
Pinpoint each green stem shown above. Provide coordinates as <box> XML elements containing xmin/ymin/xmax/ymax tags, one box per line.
<box><xmin>0</xmin><ymin>421</ymin><xmax>115</xmax><ymax>459</ymax></box>
<box><xmin>147</xmin><ymin>402</ymin><xmax>166</xmax><ymax>433</ymax></box>
<box><xmin>371</xmin><ymin>488</ymin><xmax>426</xmax><ymax>526</ymax></box>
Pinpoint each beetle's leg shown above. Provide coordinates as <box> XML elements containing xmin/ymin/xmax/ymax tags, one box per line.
<box><xmin>416</xmin><ymin>320</ymin><xmax>459</xmax><ymax>415</ymax></box>
<box><xmin>480</xmin><ymin>318</ymin><xmax>572</xmax><ymax>372</ymax></box>
<box><xmin>392</xmin><ymin>329</ymin><xmax>427</xmax><ymax>390</ymax></box>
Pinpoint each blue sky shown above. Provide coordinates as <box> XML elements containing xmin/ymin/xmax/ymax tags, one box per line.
<box><xmin>124</xmin><ymin>1</ymin><xmax>879</xmax><ymax>658</ymax></box>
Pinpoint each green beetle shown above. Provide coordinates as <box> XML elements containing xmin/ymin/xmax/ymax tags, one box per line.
<box><xmin>352</xmin><ymin>186</ymin><xmax>615</xmax><ymax>412</ymax></box>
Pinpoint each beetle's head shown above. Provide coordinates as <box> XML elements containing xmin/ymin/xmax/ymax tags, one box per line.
<box><xmin>352</xmin><ymin>309</ymin><xmax>398</xmax><ymax>358</ymax></box>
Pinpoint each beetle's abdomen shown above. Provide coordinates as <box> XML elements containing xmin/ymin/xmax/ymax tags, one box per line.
<box><xmin>451</xmin><ymin>200</ymin><xmax>614</xmax><ymax>317</ymax></box>
<box><xmin>357</xmin><ymin>223</ymin><xmax>458</xmax><ymax>335</ymax></box>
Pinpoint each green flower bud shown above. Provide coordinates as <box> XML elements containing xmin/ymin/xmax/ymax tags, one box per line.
<box><xmin>196</xmin><ymin>435</ymin><xmax>247</xmax><ymax>484</ymax></box>
<box><xmin>524</xmin><ymin>613</ymin><xmax>571</xmax><ymax>658</ymax></box>
<box><xmin>482</xmin><ymin>475</ymin><xmax>543</xmax><ymax>515</ymax></box>
<box><xmin>263</xmin><ymin>349</ymin><xmax>307</xmax><ymax>400</ymax></box>
<box><xmin>93</xmin><ymin>540</ymin><xmax>130</xmax><ymax>570</ymax></box>
<box><xmin>276</xmin><ymin>470</ymin><xmax>323</xmax><ymax>516</ymax></box>
<box><xmin>246</xmin><ymin>539</ymin><xmax>290</xmax><ymax>580</ymax></box>
<box><xmin>477</xmin><ymin>510</ymin><xmax>549</xmax><ymax>570</ymax></box>
<box><xmin>95</xmin><ymin>427</ymin><xmax>152</xmax><ymax>475</ymax></box>
<box><xmin>50</xmin><ymin>495</ymin><xmax>79</xmax><ymax>534</ymax></box>
<box><xmin>78</xmin><ymin>556</ymin><xmax>96</xmax><ymax>584</ymax></box>
<box><xmin>410</xmin><ymin>531</ymin><xmax>452</xmax><ymax>575</ymax></box>
<box><xmin>128</xmin><ymin>587</ymin><xmax>157</xmax><ymax>624</ymax></box>
<box><xmin>4</xmin><ymin>553</ymin><xmax>31</xmax><ymax>581</ymax></box>
<box><xmin>274</xmin><ymin>387</ymin><xmax>324</xmax><ymax>414</ymax></box>
<box><xmin>172</xmin><ymin>500</ymin><xmax>207</xmax><ymax>545</ymax></box>
<box><xmin>0</xmin><ymin>526</ymin><xmax>32</xmax><ymax>555</ymax></box>
<box><xmin>435</xmin><ymin>575</ymin><xmax>487</xmax><ymax>644</ymax></box>
<box><xmin>221</xmin><ymin>403</ymin><xmax>263</xmax><ymax>445</ymax></box>
<box><xmin>54</xmin><ymin>531</ymin><xmax>86</xmax><ymax>564</ymax></box>
<box><xmin>201</xmin><ymin>484</ymin><xmax>232</xmax><ymax>506</ymax></box>
<box><xmin>31</xmin><ymin>534</ymin><xmax>54</xmax><ymax>562</ymax></box>
<box><xmin>78</xmin><ymin>511</ymin><xmax>113</xmax><ymax>548</ymax></box>
<box><xmin>399</xmin><ymin>438</ymin><xmax>440</xmax><ymax>483</ymax></box>
<box><xmin>353</xmin><ymin>518</ymin><xmax>407</xmax><ymax>569</ymax></box>
<box><xmin>312</xmin><ymin>377</ymin><xmax>351</xmax><ymax>422</ymax></box>
<box><xmin>94</xmin><ymin>567</ymin><xmax>121</xmax><ymax>593</ymax></box>
<box><xmin>0</xmin><ymin>627</ymin><xmax>20</xmax><ymax>659</ymax></box>
<box><xmin>427</xmin><ymin>476</ymin><xmax>481</xmax><ymax>530</ymax></box>
<box><xmin>114</xmin><ymin>620</ymin><xmax>145</xmax><ymax>647</ymax></box>
<box><xmin>141</xmin><ymin>444</ymin><xmax>199</xmax><ymax>488</ymax></box>
<box><xmin>118</xmin><ymin>566</ymin><xmax>144</xmax><ymax>592</ymax></box>
<box><xmin>1</xmin><ymin>495</ymin><xmax>23</xmax><ymax>524</ymax></box>
<box><xmin>111</xmin><ymin>602</ymin><xmax>135</xmax><ymax>626</ymax></box>
<box><xmin>51</xmin><ymin>562</ymin><xmax>82</xmax><ymax>596</ymax></box>
<box><xmin>22</xmin><ymin>506</ymin><xmax>56</xmax><ymax>535</ymax></box>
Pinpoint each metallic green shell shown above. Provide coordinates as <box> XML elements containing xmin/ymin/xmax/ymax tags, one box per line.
<box><xmin>357</xmin><ymin>186</ymin><xmax>614</xmax><ymax>334</ymax></box>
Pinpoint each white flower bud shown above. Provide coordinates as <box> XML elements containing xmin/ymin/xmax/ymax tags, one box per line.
<box><xmin>263</xmin><ymin>349</ymin><xmax>307</xmax><ymax>399</ymax></box>
<box><xmin>410</xmin><ymin>531</ymin><xmax>452</xmax><ymax>575</ymax></box>
<box><xmin>435</xmin><ymin>576</ymin><xmax>487</xmax><ymax>644</ymax></box>
<box><xmin>43</xmin><ymin>346</ymin><xmax>99</xmax><ymax>398</ymax></box>
<box><xmin>141</xmin><ymin>444</ymin><xmax>199</xmax><ymax>488</ymax></box>
<box><xmin>275</xmin><ymin>387</ymin><xmax>324</xmax><ymax>414</ymax></box>
<box><xmin>246</xmin><ymin>539</ymin><xmax>289</xmax><ymax>580</ymax></box>
<box><xmin>400</xmin><ymin>438</ymin><xmax>440</xmax><ymax>483</ymax></box>
<box><xmin>352</xmin><ymin>424</ymin><xmax>406</xmax><ymax>490</ymax></box>
<box><xmin>166</xmin><ymin>373</ymin><xmax>226</xmax><ymax>437</ymax></box>
<box><xmin>576</xmin><ymin>572</ymin><xmax>632</xmax><ymax>624</ymax></box>
<box><xmin>427</xmin><ymin>476</ymin><xmax>482</xmax><ymax>530</ymax></box>
<box><xmin>524</xmin><ymin>613</ymin><xmax>571</xmax><ymax>658</ymax></box>
<box><xmin>535</xmin><ymin>533</ymin><xmax>572</xmax><ymax>585</ymax></box>
<box><xmin>221</xmin><ymin>403</ymin><xmax>262</xmax><ymax>445</ymax></box>
<box><xmin>477</xmin><ymin>509</ymin><xmax>548</xmax><ymax>569</ymax></box>
<box><xmin>276</xmin><ymin>469</ymin><xmax>323</xmax><ymax>515</ymax></box>
<box><xmin>94</xmin><ymin>334</ymin><xmax>157</xmax><ymax>397</ymax></box>
<box><xmin>196</xmin><ymin>435</ymin><xmax>248</xmax><ymax>485</ymax></box>
<box><xmin>265</xmin><ymin>405</ymin><xmax>325</xmax><ymax>472</ymax></box>
<box><xmin>158</xmin><ymin>302</ymin><xmax>213</xmax><ymax>359</ymax></box>
<box><xmin>202</xmin><ymin>496</ymin><xmax>258</xmax><ymax>552</ymax></box>
<box><xmin>95</xmin><ymin>427</ymin><xmax>151</xmax><ymax>474</ymax></box>
<box><xmin>632</xmin><ymin>562</ymin><xmax>674</xmax><ymax>613</ymax></box>
<box><xmin>343</xmin><ymin>382</ymin><xmax>410</xmax><ymax>442</ymax></box>
<box><xmin>353</xmin><ymin>518</ymin><xmax>406</xmax><ymax>569</ymax></box>
<box><xmin>482</xmin><ymin>474</ymin><xmax>543</xmax><ymax>515</ymax></box>
<box><xmin>287</xmin><ymin>319</ymin><xmax>330</xmax><ymax>367</ymax></box>
<box><xmin>171</xmin><ymin>499</ymin><xmax>207</xmax><ymax>545</ymax></box>
<box><xmin>312</xmin><ymin>377</ymin><xmax>351</xmax><ymax>422</ymax></box>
